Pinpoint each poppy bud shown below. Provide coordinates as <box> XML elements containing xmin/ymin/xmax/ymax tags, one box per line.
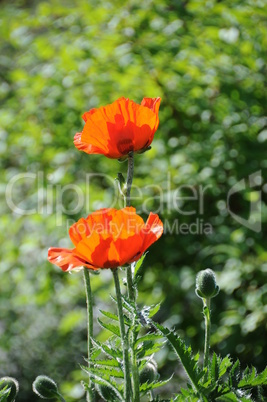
<box><xmin>0</xmin><ymin>377</ymin><xmax>19</xmax><ymax>402</ymax></box>
<box><xmin>32</xmin><ymin>375</ymin><xmax>60</xmax><ymax>399</ymax></box>
<box><xmin>196</xmin><ymin>268</ymin><xmax>220</xmax><ymax>299</ymax></box>
<box><xmin>139</xmin><ymin>360</ymin><xmax>158</xmax><ymax>384</ymax></box>
<box><xmin>96</xmin><ymin>384</ymin><xmax>118</xmax><ymax>401</ymax></box>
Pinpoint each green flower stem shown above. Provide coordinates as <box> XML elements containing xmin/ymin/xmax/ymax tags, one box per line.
<box><xmin>126</xmin><ymin>151</ymin><xmax>134</xmax><ymax>207</ymax></box>
<box><xmin>128</xmin><ymin>265</ymin><xmax>139</xmax><ymax>402</ymax></box>
<box><xmin>126</xmin><ymin>264</ymin><xmax>135</xmax><ymax>301</ymax></box>
<box><xmin>58</xmin><ymin>394</ymin><xmax>66</xmax><ymax>402</ymax></box>
<box><xmin>203</xmin><ymin>298</ymin><xmax>211</xmax><ymax>372</ymax></box>
<box><xmin>125</xmin><ymin>154</ymin><xmax>140</xmax><ymax>401</ymax></box>
<box><xmin>131</xmin><ymin>329</ymin><xmax>140</xmax><ymax>402</ymax></box>
<box><xmin>125</xmin><ymin>152</ymin><xmax>135</xmax><ymax>301</ymax></box>
<box><xmin>112</xmin><ymin>269</ymin><xmax>132</xmax><ymax>402</ymax></box>
<box><xmin>83</xmin><ymin>268</ymin><xmax>95</xmax><ymax>402</ymax></box>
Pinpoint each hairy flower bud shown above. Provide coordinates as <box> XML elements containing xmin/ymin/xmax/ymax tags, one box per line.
<box><xmin>96</xmin><ymin>384</ymin><xmax>118</xmax><ymax>401</ymax></box>
<box><xmin>32</xmin><ymin>375</ymin><xmax>59</xmax><ymax>399</ymax></box>
<box><xmin>196</xmin><ymin>268</ymin><xmax>220</xmax><ymax>299</ymax></box>
<box><xmin>139</xmin><ymin>360</ymin><xmax>158</xmax><ymax>384</ymax></box>
<box><xmin>0</xmin><ymin>377</ymin><xmax>19</xmax><ymax>402</ymax></box>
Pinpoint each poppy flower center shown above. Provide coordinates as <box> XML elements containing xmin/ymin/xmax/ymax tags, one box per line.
<box><xmin>117</xmin><ymin>138</ymin><xmax>134</xmax><ymax>155</ymax></box>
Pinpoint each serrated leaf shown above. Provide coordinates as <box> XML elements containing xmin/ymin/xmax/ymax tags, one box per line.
<box><xmin>155</xmin><ymin>322</ymin><xmax>204</xmax><ymax>394</ymax></box>
<box><xmin>216</xmin><ymin>391</ymin><xmax>252</xmax><ymax>401</ymax></box>
<box><xmin>180</xmin><ymin>387</ymin><xmax>191</xmax><ymax>396</ymax></box>
<box><xmin>174</xmin><ymin>395</ymin><xmax>199</xmax><ymax>402</ymax></box>
<box><xmin>137</xmin><ymin>341</ymin><xmax>163</xmax><ymax>359</ymax></box>
<box><xmin>133</xmin><ymin>253</ymin><xmax>147</xmax><ymax>278</ymax></box>
<box><xmin>110</xmin><ymin>294</ymin><xmax>135</xmax><ymax>316</ymax></box>
<box><xmin>238</xmin><ymin>366</ymin><xmax>267</xmax><ymax>388</ymax></box>
<box><xmin>0</xmin><ymin>388</ymin><xmax>10</xmax><ymax>402</ymax></box>
<box><xmin>211</xmin><ymin>352</ymin><xmax>219</xmax><ymax>383</ymax></box>
<box><xmin>139</xmin><ymin>303</ymin><xmax>161</xmax><ymax>322</ymax></box>
<box><xmin>90</xmin><ymin>347</ymin><xmax>101</xmax><ymax>360</ymax></box>
<box><xmin>92</xmin><ymin>359</ymin><xmax>121</xmax><ymax>368</ymax></box>
<box><xmin>98</xmin><ymin>318</ymin><xmax>121</xmax><ymax>337</ymax></box>
<box><xmin>135</xmin><ymin>333</ymin><xmax>163</xmax><ymax>348</ymax></box>
<box><xmin>229</xmin><ymin>359</ymin><xmax>241</xmax><ymax>388</ymax></box>
<box><xmin>100</xmin><ymin>309</ymin><xmax>131</xmax><ymax>326</ymax></box>
<box><xmin>148</xmin><ymin>303</ymin><xmax>161</xmax><ymax>318</ymax></box>
<box><xmin>83</xmin><ymin>372</ymin><xmax>124</xmax><ymax>401</ymax></box>
<box><xmin>219</xmin><ymin>356</ymin><xmax>232</xmax><ymax>378</ymax></box>
<box><xmin>92</xmin><ymin>339</ymin><xmax>122</xmax><ymax>360</ymax></box>
<box><xmin>121</xmin><ymin>295</ymin><xmax>135</xmax><ymax>312</ymax></box>
<box><xmin>82</xmin><ymin>365</ymin><xmax>124</xmax><ymax>379</ymax></box>
<box><xmin>140</xmin><ymin>375</ymin><xmax>173</xmax><ymax>393</ymax></box>
<box><xmin>100</xmin><ymin>310</ymin><xmax>119</xmax><ymax>321</ymax></box>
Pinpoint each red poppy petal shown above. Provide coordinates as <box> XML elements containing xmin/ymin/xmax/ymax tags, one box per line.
<box><xmin>114</xmin><ymin>234</ymin><xmax>143</xmax><ymax>266</ymax></box>
<box><xmin>74</xmin><ymin>132</ymin><xmax>106</xmax><ymax>155</ymax></box>
<box><xmin>109</xmin><ymin>207</ymin><xmax>144</xmax><ymax>240</ymax></box>
<box><xmin>141</xmin><ymin>98</ymin><xmax>161</xmax><ymax>140</ymax></box>
<box><xmin>81</xmin><ymin>98</ymin><xmax>159</xmax><ymax>158</ymax></box>
<box><xmin>69</xmin><ymin>208</ymin><xmax>115</xmax><ymax>246</ymax></box>
<box><xmin>140</xmin><ymin>213</ymin><xmax>164</xmax><ymax>253</ymax></box>
<box><xmin>76</xmin><ymin>233</ymin><xmax>116</xmax><ymax>268</ymax></box>
<box><xmin>82</xmin><ymin>108</ymin><xmax>98</xmax><ymax>122</ymax></box>
<box><xmin>69</xmin><ymin>217</ymin><xmax>92</xmax><ymax>246</ymax></box>
<box><xmin>141</xmin><ymin>97</ymin><xmax>161</xmax><ymax>114</ymax></box>
<box><xmin>47</xmin><ymin>247</ymin><xmax>96</xmax><ymax>272</ymax></box>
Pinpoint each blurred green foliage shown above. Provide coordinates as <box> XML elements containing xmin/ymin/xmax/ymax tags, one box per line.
<box><xmin>0</xmin><ymin>0</ymin><xmax>266</xmax><ymax>400</ymax></box>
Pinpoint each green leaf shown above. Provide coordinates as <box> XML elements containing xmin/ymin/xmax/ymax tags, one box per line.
<box><xmin>91</xmin><ymin>359</ymin><xmax>121</xmax><ymax>368</ymax></box>
<box><xmin>139</xmin><ymin>376</ymin><xmax>173</xmax><ymax>393</ymax></box>
<box><xmin>90</xmin><ymin>347</ymin><xmax>101</xmax><ymax>360</ymax></box>
<box><xmin>174</xmin><ymin>395</ymin><xmax>199</xmax><ymax>402</ymax></box>
<box><xmin>219</xmin><ymin>356</ymin><xmax>232</xmax><ymax>378</ymax></box>
<box><xmin>133</xmin><ymin>252</ymin><xmax>147</xmax><ymax>278</ymax></box>
<box><xmin>154</xmin><ymin>322</ymin><xmax>204</xmax><ymax>394</ymax></box>
<box><xmin>98</xmin><ymin>318</ymin><xmax>121</xmax><ymax>337</ymax></box>
<box><xmin>111</xmin><ymin>294</ymin><xmax>135</xmax><ymax>315</ymax></box>
<box><xmin>0</xmin><ymin>388</ymin><xmax>10</xmax><ymax>402</ymax></box>
<box><xmin>136</xmin><ymin>341</ymin><xmax>163</xmax><ymax>359</ymax></box>
<box><xmin>135</xmin><ymin>333</ymin><xmax>163</xmax><ymax>348</ymax></box>
<box><xmin>92</xmin><ymin>339</ymin><xmax>122</xmax><ymax>360</ymax></box>
<box><xmin>238</xmin><ymin>366</ymin><xmax>267</xmax><ymax>388</ymax></box>
<box><xmin>180</xmin><ymin>387</ymin><xmax>191</xmax><ymax>397</ymax></box>
<box><xmin>229</xmin><ymin>359</ymin><xmax>241</xmax><ymax>388</ymax></box>
<box><xmin>82</xmin><ymin>365</ymin><xmax>124</xmax><ymax>379</ymax></box>
<box><xmin>216</xmin><ymin>391</ymin><xmax>252</xmax><ymax>401</ymax></box>
<box><xmin>148</xmin><ymin>303</ymin><xmax>161</xmax><ymax>318</ymax></box>
<box><xmin>82</xmin><ymin>372</ymin><xmax>123</xmax><ymax>401</ymax></box>
<box><xmin>211</xmin><ymin>352</ymin><xmax>219</xmax><ymax>383</ymax></box>
<box><xmin>99</xmin><ymin>310</ymin><xmax>119</xmax><ymax>321</ymax></box>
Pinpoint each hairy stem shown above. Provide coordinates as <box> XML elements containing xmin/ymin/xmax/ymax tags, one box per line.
<box><xmin>125</xmin><ymin>153</ymin><xmax>140</xmax><ymax>401</ymax></box>
<box><xmin>203</xmin><ymin>298</ymin><xmax>211</xmax><ymax>372</ymax></box>
<box><xmin>83</xmin><ymin>268</ymin><xmax>95</xmax><ymax>402</ymax></box>
<box><xmin>112</xmin><ymin>269</ymin><xmax>132</xmax><ymax>402</ymax></box>
<box><xmin>126</xmin><ymin>264</ymin><xmax>135</xmax><ymax>301</ymax></box>
<box><xmin>126</xmin><ymin>151</ymin><xmax>134</xmax><ymax>207</ymax></box>
<box><xmin>131</xmin><ymin>329</ymin><xmax>140</xmax><ymax>402</ymax></box>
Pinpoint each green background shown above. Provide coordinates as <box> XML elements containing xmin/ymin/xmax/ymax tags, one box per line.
<box><xmin>0</xmin><ymin>0</ymin><xmax>266</xmax><ymax>400</ymax></box>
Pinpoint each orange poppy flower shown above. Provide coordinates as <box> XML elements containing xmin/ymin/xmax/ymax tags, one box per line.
<box><xmin>74</xmin><ymin>97</ymin><xmax>161</xmax><ymax>159</ymax></box>
<box><xmin>48</xmin><ymin>207</ymin><xmax>163</xmax><ymax>271</ymax></box>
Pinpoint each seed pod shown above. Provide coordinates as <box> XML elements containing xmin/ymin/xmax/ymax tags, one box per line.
<box><xmin>196</xmin><ymin>268</ymin><xmax>220</xmax><ymax>299</ymax></box>
<box><xmin>139</xmin><ymin>360</ymin><xmax>158</xmax><ymax>384</ymax></box>
<box><xmin>96</xmin><ymin>384</ymin><xmax>119</xmax><ymax>401</ymax></box>
<box><xmin>0</xmin><ymin>377</ymin><xmax>19</xmax><ymax>402</ymax></box>
<box><xmin>32</xmin><ymin>375</ymin><xmax>59</xmax><ymax>399</ymax></box>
